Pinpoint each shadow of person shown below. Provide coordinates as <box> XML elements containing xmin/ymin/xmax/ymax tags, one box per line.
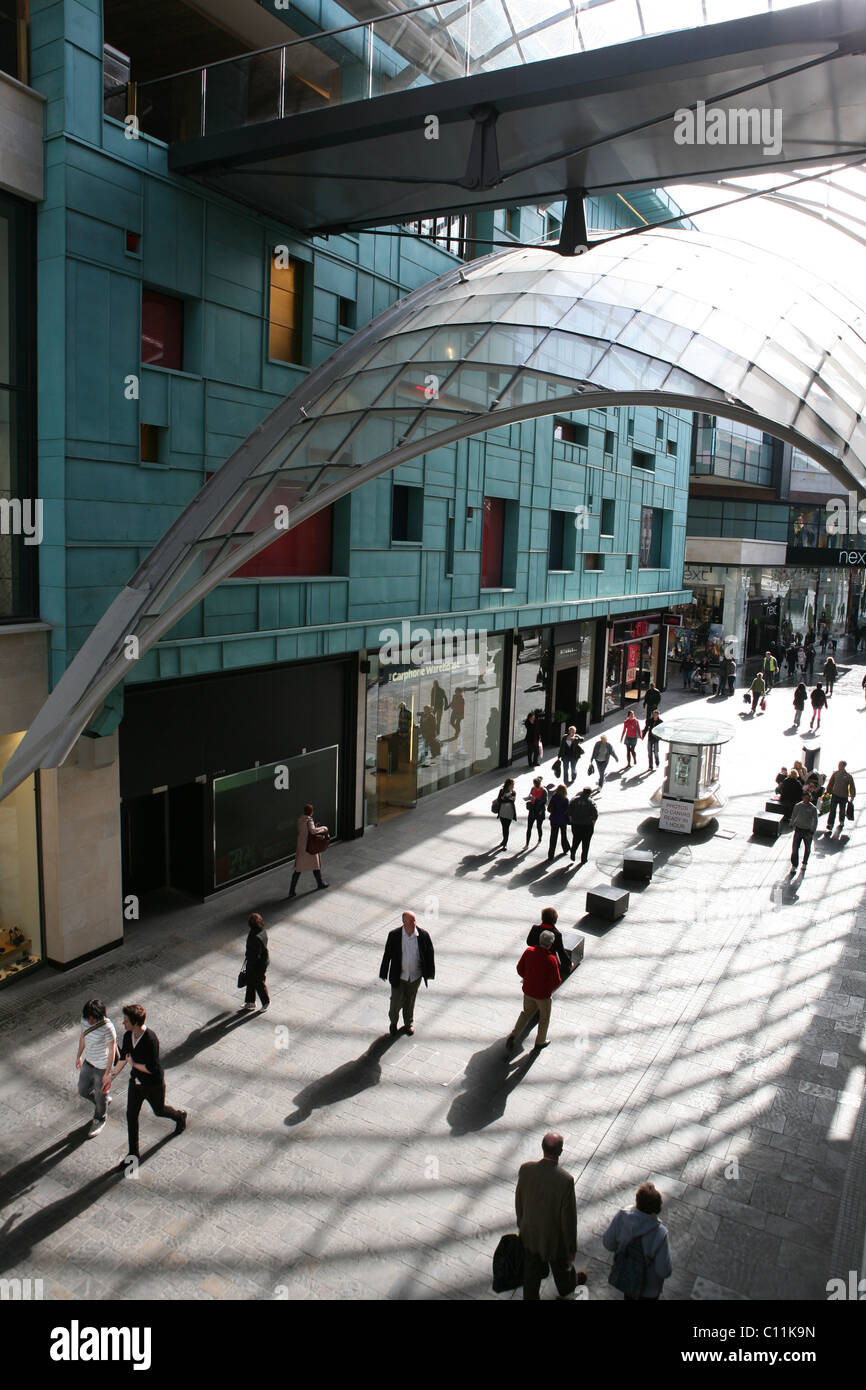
<box><xmin>0</xmin><ymin>1133</ymin><xmax>173</xmax><ymax>1274</ymax></box>
<box><xmin>446</xmin><ymin>1039</ymin><xmax>540</xmax><ymax>1136</ymax></box>
<box><xmin>455</xmin><ymin>849</ymin><xmax>501</xmax><ymax>877</ymax></box>
<box><xmin>0</xmin><ymin>1124</ymin><xmax>91</xmax><ymax>1209</ymax></box>
<box><xmin>161</xmin><ymin>1009</ymin><xmax>259</xmax><ymax>1068</ymax></box>
<box><xmin>285</xmin><ymin>1035</ymin><xmax>397</xmax><ymax>1127</ymax></box>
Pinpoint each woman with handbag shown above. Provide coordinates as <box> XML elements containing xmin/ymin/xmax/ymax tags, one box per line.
<box><xmin>241</xmin><ymin>912</ymin><xmax>270</xmax><ymax>1012</ymax></box>
<box><xmin>494</xmin><ymin>778</ymin><xmax>518</xmax><ymax>848</ymax></box>
<box><xmin>288</xmin><ymin>802</ymin><xmax>329</xmax><ymax>897</ymax></box>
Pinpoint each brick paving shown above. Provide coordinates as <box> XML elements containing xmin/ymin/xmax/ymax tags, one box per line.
<box><xmin>1</xmin><ymin>661</ymin><xmax>865</xmax><ymax>1300</ymax></box>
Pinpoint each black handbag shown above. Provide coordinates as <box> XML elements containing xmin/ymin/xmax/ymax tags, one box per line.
<box><xmin>552</xmin><ymin>758</ymin><xmax>562</xmax><ymax>778</ymax></box>
<box><xmin>237</xmin><ymin>956</ymin><xmax>248</xmax><ymax>990</ymax></box>
<box><xmin>492</xmin><ymin>1233</ymin><xmax>524</xmax><ymax>1293</ymax></box>
<box><xmin>846</xmin><ymin>799</ymin><xmax>854</xmax><ymax>821</ymax></box>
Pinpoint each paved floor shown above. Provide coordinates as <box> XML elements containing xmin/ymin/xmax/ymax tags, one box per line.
<box><xmin>1</xmin><ymin>662</ymin><xmax>865</xmax><ymax>1301</ymax></box>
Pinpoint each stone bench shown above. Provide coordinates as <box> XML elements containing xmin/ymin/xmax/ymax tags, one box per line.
<box><xmin>586</xmin><ymin>886</ymin><xmax>629</xmax><ymax>920</ymax></box>
<box><xmin>753</xmin><ymin>813</ymin><xmax>785</xmax><ymax>839</ymax></box>
<box><xmin>623</xmin><ymin>849</ymin><xmax>654</xmax><ymax>880</ymax></box>
<box><xmin>765</xmin><ymin>799</ymin><xmax>787</xmax><ymax>815</ymax></box>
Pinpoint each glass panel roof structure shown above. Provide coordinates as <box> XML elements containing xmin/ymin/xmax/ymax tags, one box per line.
<box><xmin>4</xmin><ymin>215</ymin><xmax>866</xmax><ymax>800</ymax></box>
<box><xmin>414</xmin><ymin>0</ymin><xmax>825</xmax><ymax>73</ymax></box>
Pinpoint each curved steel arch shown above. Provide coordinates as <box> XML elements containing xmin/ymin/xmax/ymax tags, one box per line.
<box><xmin>5</xmin><ymin>229</ymin><xmax>866</xmax><ymax>798</ymax></box>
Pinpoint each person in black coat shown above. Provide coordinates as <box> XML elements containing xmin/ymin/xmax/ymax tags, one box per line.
<box><xmin>526</xmin><ymin>907</ymin><xmax>573</xmax><ymax>982</ymax></box>
<box><xmin>524</xmin><ymin>712</ymin><xmax>542</xmax><ymax>768</ymax></box>
<box><xmin>242</xmin><ymin>911</ymin><xmax>270</xmax><ymax>1012</ymax></box>
<box><xmin>568</xmin><ymin>786</ymin><xmax>599</xmax><ymax>864</ymax></box>
<box><xmin>379</xmin><ymin>911</ymin><xmax>435</xmax><ymax>1036</ymax></box>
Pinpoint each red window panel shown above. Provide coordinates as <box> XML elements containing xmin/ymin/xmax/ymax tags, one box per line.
<box><xmin>233</xmin><ymin>508</ymin><xmax>333</xmax><ymax>578</ymax></box>
<box><xmin>481</xmin><ymin>496</ymin><xmax>504</xmax><ymax>588</ymax></box>
<box><xmin>141</xmin><ymin>289</ymin><xmax>184</xmax><ymax>370</ymax></box>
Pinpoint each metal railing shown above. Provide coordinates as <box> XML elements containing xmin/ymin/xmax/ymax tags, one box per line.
<box><xmin>131</xmin><ymin>1</ymin><xmax>477</xmax><ymax>144</ymax></box>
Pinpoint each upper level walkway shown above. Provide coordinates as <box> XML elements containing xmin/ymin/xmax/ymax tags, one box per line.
<box><xmin>120</xmin><ymin>0</ymin><xmax>866</xmax><ymax>234</ymax></box>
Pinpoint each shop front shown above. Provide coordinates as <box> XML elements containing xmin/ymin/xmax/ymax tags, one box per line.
<box><xmin>364</xmin><ymin>633</ymin><xmax>506</xmax><ymax>825</ymax></box>
<box><xmin>551</xmin><ymin>621</ymin><xmax>596</xmax><ymax>733</ymax></box>
<box><xmin>510</xmin><ymin>626</ymin><xmax>552</xmax><ymax>760</ymax></box>
<box><xmin>603</xmin><ymin>614</ymin><xmax>662</xmax><ymax>716</ymax></box>
<box><xmin>120</xmin><ymin>656</ymin><xmax>355</xmax><ymax>902</ymax></box>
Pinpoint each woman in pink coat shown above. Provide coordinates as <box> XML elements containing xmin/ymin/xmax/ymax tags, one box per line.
<box><xmin>288</xmin><ymin>802</ymin><xmax>329</xmax><ymax>897</ymax></box>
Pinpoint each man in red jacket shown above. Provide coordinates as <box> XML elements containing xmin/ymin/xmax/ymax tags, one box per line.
<box><xmin>506</xmin><ymin>931</ymin><xmax>561</xmax><ymax>1052</ymax></box>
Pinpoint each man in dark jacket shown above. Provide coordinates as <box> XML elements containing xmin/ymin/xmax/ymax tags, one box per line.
<box><xmin>568</xmin><ymin>787</ymin><xmax>598</xmax><ymax>864</ymax></box>
<box><xmin>379</xmin><ymin>911</ymin><xmax>435</xmax><ymax>1037</ymax></box>
<box><xmin>243</xmin><ymin>912</ymin><xmax>270</xmax><ymax>1012</ymax></box>
<box><xmin>515</xmin><ymin>1132</ymin><xmax>580</xmax><ymax>1300</ymax></box>
<box><xmin>506</xmin><ymin>933</ymin><xmax>560</xmax><ymax>1051</ymax></box>
<box><xmin>642</xmin><ymin>683</ymin><xmax>661</xmax><ymax>716</ymax></box>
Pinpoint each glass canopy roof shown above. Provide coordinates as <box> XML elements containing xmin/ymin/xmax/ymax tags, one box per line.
<box><xmin>416</xmin><ymin>0</ymin><xmax>825</xmax><ymax>74</ymax></box>
<box><xmin>4</xmin><ymin>212</ymin><xmax>866</xmax><ymax>799</ymax></box>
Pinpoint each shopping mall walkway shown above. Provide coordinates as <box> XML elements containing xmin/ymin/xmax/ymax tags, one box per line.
<box><xmin>1</xmin><ymin>663</ymin><xmax>865</xmax><ymax>1301</ymax></box>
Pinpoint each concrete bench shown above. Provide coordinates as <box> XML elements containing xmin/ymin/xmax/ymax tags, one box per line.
<box><xmin>586</xmin><ymin>886</ymin><xmax>629</xmax><ymax>920</ymax></box>
<box><xmin>753</xmin><ymin>814</ymin><xmax>784</xmax><ymax>839</ymax></box>
<box><xmin>623</xmin><ymin>849</ymin><xmax>654</xmax><ymax>880</ymax></box>
<box><xmin>765</xmin><ymin>800</ymin><xmax>787</xmax><ymax>816</ymax></box>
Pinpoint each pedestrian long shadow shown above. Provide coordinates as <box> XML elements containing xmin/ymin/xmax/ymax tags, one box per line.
<box><xmin>455</xmin><ymin>849</ymin><xmax>501</xmax><ymax>877</ymax></box>
<box><xmin>0</xmin><ymin>1135</ymin><xmax>173</xmax><ymax>1273</ymax></box>
<box><xmin>0</xmin><ymin>1124</ymin><xmax>91</xmax><ymax>1210</ymax></box>
<box><xmin>284</xmin><ymin>1035</ymin><xmax>397</xmax><ymax>1127</ymax></box>
<box><xmin>161</xmin><ymin>1009</ymin><xmax>259</xmax><ymax>1068</ymax></box>
<box><xmin>447</xmin><ymin>1039</ymin><xmax>540</xmax><ymax>1135</ymax></box>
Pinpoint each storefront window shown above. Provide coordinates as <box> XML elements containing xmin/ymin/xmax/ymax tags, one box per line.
<box><xmin>0</xmin><ymin>734</ymin><xmax>41</xmax><ymax>984</ymax></box>
<box><xmin>512</xmin><ymin>627</ymin><xmax>551</xmax><ymax>753</ymax></box>
<box><xmin>213</xmin><ymin>746</ymin><xmax>338</xmax><ymax>886</ymax></box>
<box><xmin>604</xmin><ymin>617</ymin><xmax>659</xmax><ymax>714</ymax></box>
<box><xmin>369</xmin><ymin>635</ymin><xmax>505</xmax><ymax>820</ymax></box>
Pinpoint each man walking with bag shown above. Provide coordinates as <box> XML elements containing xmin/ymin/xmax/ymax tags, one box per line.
<box><xmin>379</xmin><ymin>910</ymin><xmax>435</xmax><ymax>1036</ymax></box>
<box><xmin>825</xmin><ymin>760</ymin><xmax>855</xmax><ymax>835</ymax></box>
<box><xmin>515</xmin><ymin>1132</ymin><xmax>582</xmax><ymax>1300</ymax></box>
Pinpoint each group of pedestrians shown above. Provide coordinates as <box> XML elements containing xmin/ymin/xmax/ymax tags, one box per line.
<box><xmin>494</xmin><ymin>776</ymin><xmax>600</xmax><ymax>864</ymax></box>
<box><xmin>773</xmin><ymin>758</ymin><xmax>856</xmax><ymax>875</ymax></box>
<box><xmin>514</xmin><ymin>1132</ymin><xmax>673</xmax><ymax>1300</ymax></box>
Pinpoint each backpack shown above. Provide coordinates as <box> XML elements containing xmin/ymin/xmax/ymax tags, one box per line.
<box><xmin>609</xmin><ymin>1227</ymin><xmax>663</xmax><ymax>1298</ymax></box>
